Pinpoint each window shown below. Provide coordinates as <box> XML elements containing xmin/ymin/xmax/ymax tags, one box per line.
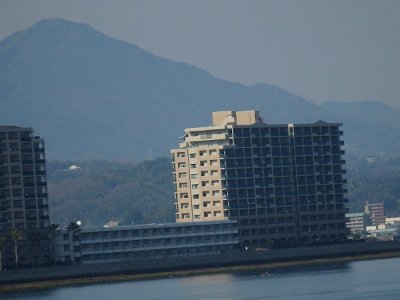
<box><xmin>182</xmin><ymin>213</ymin><xmax>190</xmax><ymax>219</ymax></box>
<box><xmin>211</xmin><ymin>170</ymin><xmax>218</xmax><ymax>176</ymax></box>
<box><xmin>180</xmin><ymin>203</ymin><xmax>189</xmax><ymax>209</ymax></box>
<box><xmin>193</xmin><ymin>194</ymin><xmax>199</xmax><ymax>199</ymax></box>
<box><xmin>193</xmin><ymin>205</ymin><xmax>200</xmax><ymax>209</ymax></box>
<box><xmin>178</xmin><ymin>172</ymin><xmax>187</xmax><ymax>178</ymax></box>
<box><xmin>212</xmin><ymin>190</ymin><xmax>220</xmax><ymax>196</ymax></box>
<box><xmin>211</xmin><ymin>180</ymin><xmax>219</xmax><ymax>186</ymax></box>
<box><xmin>180</xmin><ymin>193</ymin><xmax>189</xmax><ymax>199</ymax></box>
<box><xmin>191</xmin><ymin>184</ymin><xmax>198</xmax><ymax>189</ymax></box>
<box><xmin>209</xmin><ymin>149</ymin><xmax>217</xmax><ymax>155</ymax></box>
<box><xmin>189</xmin><ymin>153</ymin><xmax>196</xmax><ymax>158</ymax></box>
<box><xmin>214</xmin><ymin>211</ymin><xmax>222</xmax><ymax>217</ymax></box>
<box><xmin>191</xmin><ymin>173</ymin><xmax>198</xmax><ymax>179</ymax></box>
<box><xmin>201</xmin><ymin>171</ymin><xmax>208</xmax><ymax>176</ymax></box>
<box><xmin>190</xmin><ymin>163</ymin><xmax>197</xmax><ymax>169</ymax></box>
<box><xmin>210</xmin><ymin>159</ymin><xmax>218</xmax><ymax>166</ymax></box>
<box><xmin>179</xmin><ymin>183</ymin><xmax>188</xmax><ymax>188</ymax></box>
<box><xmin>194</xmin><ymin>215</ymin><xmax>201</xmax><ymax>220</ymax></box>
<box><xmin>178</xmin><ymin>162</ymin><xmax>186</xmax><ymax>168</ymax></box>
<box><xmin>199</xmin><ymin>150</ymin><xmax>207</xmax><ymax>156</ymax></box>
<box><xmin>213</xmin><ymin>200</ymin><xmax>221</xmax><ymax>206</ymax></box>
<box><xmin>200</xmin><ymin>160</ymin><xmax>208</xmax><ymax>167</ymax></box>
<box><xmin>177</xmin><ymin>152</ymin><xmax>186</xmax><ymax>158</ymax></box>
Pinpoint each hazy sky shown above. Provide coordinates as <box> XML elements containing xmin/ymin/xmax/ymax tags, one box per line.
<box><xmin>1</xmin><ymin>0</ymin><xmax>399</xmax><ymax>108</ymax></box>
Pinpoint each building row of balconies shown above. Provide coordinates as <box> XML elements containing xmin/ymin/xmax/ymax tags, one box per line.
<box><xmin>80</xmin><ymin>239</ymin><xmax>238</xmax><ymax>255</ymax></box>
<box><xmin>80</xmin><ymin>229</ymin><xmax>238</xmax><ymax>244</ymax></box>
<box><xmin>238</xmin><ymin>228</ymin><xmax>341</xmax><ymax>239</ymax></box>
<box><xmin>232</xmin><ymin>129</ymin><xmax>343</xmax><ymax>139</ymax></box>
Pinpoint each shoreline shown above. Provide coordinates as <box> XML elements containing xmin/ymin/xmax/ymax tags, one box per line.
<box><xmin>1</xmin><ymin>251</ymin><xmax>400</xmax><ymax>293</ymax></box>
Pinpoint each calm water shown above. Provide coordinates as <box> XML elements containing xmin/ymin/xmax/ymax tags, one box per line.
<box><xmin>2</xmin><ymin>257</ymin><xmax>400</xmax><ymax>300</ymax></box>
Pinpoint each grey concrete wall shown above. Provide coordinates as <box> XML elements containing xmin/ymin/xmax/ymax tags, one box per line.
<box><xmin>1</xmin><ymin>241</ymin><xmax>400</xmax><ymax>285</ymax></box>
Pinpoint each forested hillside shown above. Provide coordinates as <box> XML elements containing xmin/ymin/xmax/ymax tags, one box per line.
<box><xmin>346</xmin><ymin>155</ymin><xmax>400</xmax><ymax>215</ymax></box>
<box><xmin>47</xmin><ymin>157</ymin><xmax>400</xmax><ymax>227</ymax></box>
<box><xmin>47</xmin><ymin>158</ymin><xmax>175</xmax><ymax>227</ymax></box>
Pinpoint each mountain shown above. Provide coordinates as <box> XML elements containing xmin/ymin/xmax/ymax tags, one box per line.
<box><xmin>1</xmin><ymin>18</ymin><xmax>399</xmax><ymax>160</ymax></box>
<box><xmin>322</xmin><ymin>101</ymin><xmax>400</xmax><ymax>131</ymax></box>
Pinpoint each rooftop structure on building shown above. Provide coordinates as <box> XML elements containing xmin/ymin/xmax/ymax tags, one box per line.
<box><xmin>0</xmin><ymin>126</ymin><xmax>51</xmax><ymax>268</ymax></box>
<box><xmin>171</xmin><ymin>110</ymin><xmax>348</xmax><ymax>247</ymax></box>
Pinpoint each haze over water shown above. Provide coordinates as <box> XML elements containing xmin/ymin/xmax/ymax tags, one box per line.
<box><xmin>3</xmin><ymin>257</ymin><xmax>400</xmax><ymax>300</ymax></box>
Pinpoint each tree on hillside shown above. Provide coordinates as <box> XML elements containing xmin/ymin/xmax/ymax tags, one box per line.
<box><xmin>10</xmin><ymin>229</ymin><xmax>22</xmax><ymax>269</ymax></box>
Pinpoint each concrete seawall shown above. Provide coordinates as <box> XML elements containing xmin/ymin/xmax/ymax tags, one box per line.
<box><xmin>1</xmin><ymin>241</ymin><xmax>400</xmax><ymax>285</ymax></box>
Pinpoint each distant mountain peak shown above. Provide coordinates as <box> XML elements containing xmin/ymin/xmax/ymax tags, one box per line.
<box><xmin>1</xmin><ymin>19</ymin><xmax>399</xmax><ymax>159</ymax></box>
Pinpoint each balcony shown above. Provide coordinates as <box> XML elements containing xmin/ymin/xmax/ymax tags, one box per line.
<box><xmin>186</xmin><ymin>133</ymin><xmax>228</xmax><ymax>143</ymax></box>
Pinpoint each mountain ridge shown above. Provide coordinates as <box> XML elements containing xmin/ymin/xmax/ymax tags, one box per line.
<box><xmin>1</xmin><ymin>18</ymin><xmax>399</xmax><ymax>160</ymax></box>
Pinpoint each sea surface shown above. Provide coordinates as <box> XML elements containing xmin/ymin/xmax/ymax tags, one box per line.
<box><xmin>2</xmin><ymin>257</ymin><xmax>400</xmax><ymax>300</ymax></box>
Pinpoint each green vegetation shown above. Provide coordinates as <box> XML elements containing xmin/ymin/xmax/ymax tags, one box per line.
<box><xmin>346</xmin><ymin>155</ymin><xmax>400</xmax><ymax>215</ymax></box>
<box><xmin>47</xmin><ymin>158</ymin><xmax>175</xmax><ymax>227</ymax></box>
<box><xmin>47</xmin><ymin>156</ymin><xmax>400</xmax><ymax>228</ymax></box>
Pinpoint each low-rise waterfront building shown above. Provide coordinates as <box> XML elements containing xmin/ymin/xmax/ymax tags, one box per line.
<box><xmin>385</xmin><ymin>217</ymin><xmax>400</xmax><ymax>226</ymax></box>
<box><xmin>346</xmin><ymin>212</ymin><xmax>369</xmax><ymax>234</ymax></box>
<box><xmin>55</xmin><ymin>220</ymin><xmax>239</xmax><ymax>264</ymax></box>
<box><xmin>366</xmin><ymin>225</ymin><xmax>399</xmax><ymax>241</ymax></box>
